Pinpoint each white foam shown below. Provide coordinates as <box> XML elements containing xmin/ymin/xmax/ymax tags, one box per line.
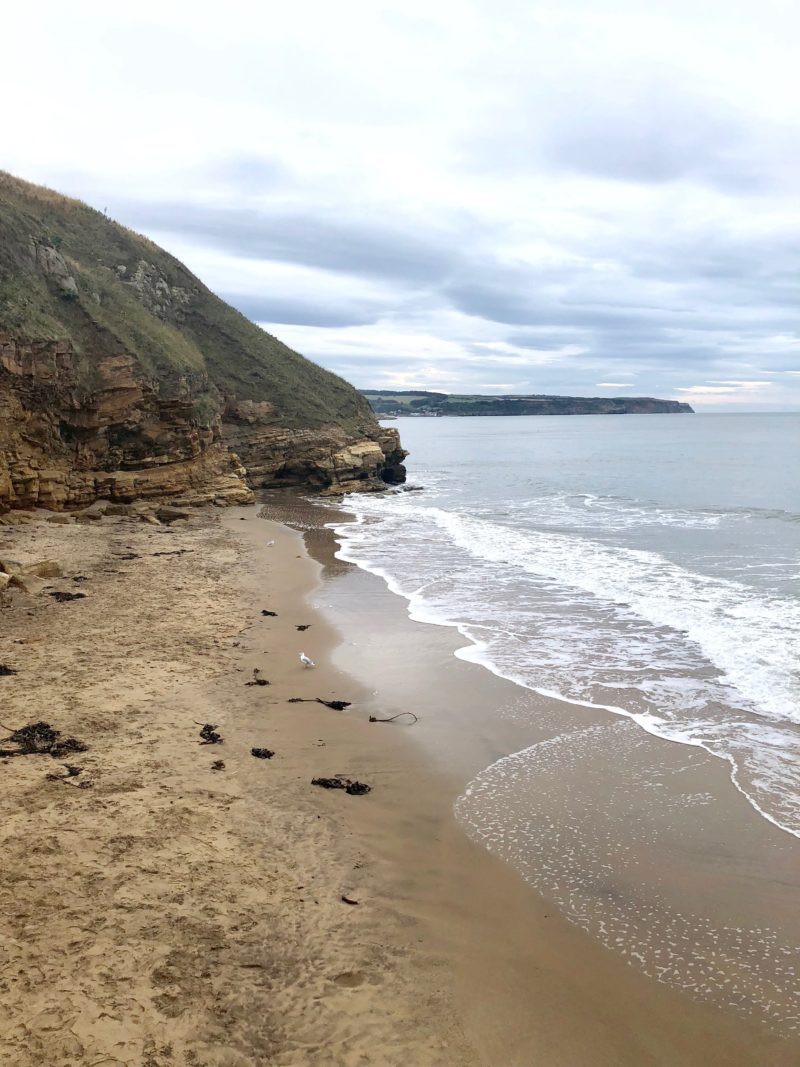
<box><xmin>454</xmin><ymin>724</ymin><xmax>800</xmax><ymax>1032</ymax></box>
<box><xmin>328</xmin><ymin>495</ymin><xmax>800</xmax><ymax>838</ymax></box>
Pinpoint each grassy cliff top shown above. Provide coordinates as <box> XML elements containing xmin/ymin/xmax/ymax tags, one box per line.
<box><xmin>0</xmin><ymin>171</ymin><xmax>376</xmax><ymax>432</ymax></box>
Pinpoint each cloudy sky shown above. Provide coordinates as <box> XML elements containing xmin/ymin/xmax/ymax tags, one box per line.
<box><xmin>5</xmin><ymin>0</ymin><xmax>800</xmax><ymax>408</ymax></box>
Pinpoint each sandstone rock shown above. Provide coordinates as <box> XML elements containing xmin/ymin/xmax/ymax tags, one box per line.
<box><xmin>24</xmin><ymin>559</ymin><xmax>62</xmax><ymax>579</ymax></box>
<box><xmin>46</xmin><ymin>513</ymin><xmax>74</xmax><ymax>524</ymax></box>
<box><xmin>82</xmin><ymin>500</ymin><xmax>109</xmax><ymax>517</ymax></box>
<box><xmin>0</xmin><ymin>334</ymin><xmax>401</xmax><ymax>515</ymax></box>
<box><xmin>0</xmin><ymin>511</ymin><xmax>34</xmax><ymax>525</ymax></box>
<box><xmin>220</xmin><ymin>424</ymin><xmax>407</xmax><ymax>494</ymax></box>
<box><xmin>156</xmin><ymin>505</ymin><xmax>191</xmax><ymax>524</ymax></box>
<box><xmin>0</xmin><ymin>558</ymin><xmax>23</xmax><ymax>574</ymax></box>
<box><xmin>0</xmin><ymin>572</ymin><xmax>10</xmax><ymax>590</ymax></box>
<box><xmin>8</xmin><ymin>572</ymin><xmax>46</xmax><ymax>595</ymax></box>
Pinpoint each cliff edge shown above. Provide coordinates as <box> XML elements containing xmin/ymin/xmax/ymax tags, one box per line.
<box><xmin>0</xmin><ymin>172</ymin><xmax>406</xmax><ymax>512</ymax></box>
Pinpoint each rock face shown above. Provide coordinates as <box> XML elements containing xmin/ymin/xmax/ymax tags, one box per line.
<box><xmin>0</xmin><ymin>173</ymin><xmax>406</xmax><ymax>512</ymax></box>
<box><xmin>0</xmin><ymin>334</ymin><xmax>252</xmax><ymax>510</ymax></box>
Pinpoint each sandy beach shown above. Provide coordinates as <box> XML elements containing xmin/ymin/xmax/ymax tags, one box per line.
<box><xmin>1</xmin><ymin>501</ymin><xmax>798</xmax><ymax>1067</ymax></box>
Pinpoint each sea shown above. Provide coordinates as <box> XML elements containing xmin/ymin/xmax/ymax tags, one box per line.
<box><xmin>322</xmin><ymin>412</ymin><xmax>800</xmax><ymax>1029</ymax></box>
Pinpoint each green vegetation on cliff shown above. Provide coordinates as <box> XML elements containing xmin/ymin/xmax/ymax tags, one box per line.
<box><xmin>0</xmin><ymin>171</ymin><xmax>377</xmax><ymax>433</ymax></box>
<box><xmin>363</xmin><ymin>390</ymin><xmax>694</xmax><ymax>416</ymax></box>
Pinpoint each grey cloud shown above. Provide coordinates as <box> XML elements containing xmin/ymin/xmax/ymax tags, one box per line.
<box><xmin>463</xmin><ymin>74</ymin><xmax>777</xmax><ymax>194</ymax></box>
<box><xmin>442</xmin><ymin>278</ymin><xmax>694</xmax><ymax>331</ymax></box>
<box><xmin>221</xmin><ymin>292</ymin><xmax>382</xmax><ymax>328</ymax></box>
<box><xmin>112</xmin><ymin>200</ymin><xmax>455</xmax><ymax>284</ymax></box>
<box><xmin>546</xmin><ymin>96</ymin><xmax>761</xmax><ymax>191</ymax></box>
<box><xmin>209</xmin><ymin>156</ymin><xmax>290</xmax><ymax>193</ymax></box>
<box><xmin>505</xmin><ymin>331</ymin><xmax>589</xmax><ymax>351</ymax></box>
<box><xmin>102</xmin><ymin>173</ymin><xmax>800</xmax><ymax>404</ymax></box>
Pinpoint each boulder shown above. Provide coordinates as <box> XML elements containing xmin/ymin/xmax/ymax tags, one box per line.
<box><xmin>82</xmin><ymin>500</ymin><xmax>109</xmax><ymax>517</ymax></box>
<box><xmin>46</xmin><ymin>513</ymin><xmax>74</xmax><ymax>524</ymax></box>
<box><xmin>156</xmin><ymin>505</ymin><xmax>191</xmax><ymax>524</ymax></box>
<box><xmin>24</xmin><ymin>559</ymin><xmax>62</xmax><ymax>579</ymax></box>
<box><xmin>8</xmin><ymin>572</ymin><xmax>46</xmax><ymax>595</ymax></box>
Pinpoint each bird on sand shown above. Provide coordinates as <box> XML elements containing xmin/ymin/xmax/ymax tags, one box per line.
<box><xmin>299</xmin><ymin>652</ymin><xmax>316</xmax><ymax>668</ymax></box>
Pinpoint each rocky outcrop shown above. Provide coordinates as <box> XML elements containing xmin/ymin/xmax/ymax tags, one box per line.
<box><xmin>221</xmin><ymin>408</ymin><xmax>407</xmax><ymax>494</ymax></box>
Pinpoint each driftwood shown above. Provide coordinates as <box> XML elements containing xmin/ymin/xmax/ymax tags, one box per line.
<box><xmin>287</xmin><ymin>698</ymin><xmax>352</xmax><ymax>711</ymax></box>
<box><xmin>368</xmin><ymin>712</ymin><xmax>419</xmax><ymax>725</ymax></box>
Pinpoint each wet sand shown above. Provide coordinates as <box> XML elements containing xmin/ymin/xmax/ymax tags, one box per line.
<box><xmin>0</xmin><ymin>501</ymin><xmax>797</xmax><ymax>1066</ymax></box>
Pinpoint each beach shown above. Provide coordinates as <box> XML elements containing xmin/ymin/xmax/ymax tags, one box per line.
<box><xmin>1</xmin><ymin>501</ymin><xmax>798</xmax><ymax>1067</ymax></box>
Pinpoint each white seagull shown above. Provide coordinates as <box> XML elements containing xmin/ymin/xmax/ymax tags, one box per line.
<box><xmin>299</xmin><ymin>651</ymin><xmax>316</xmax><ymax>669</ymax></box>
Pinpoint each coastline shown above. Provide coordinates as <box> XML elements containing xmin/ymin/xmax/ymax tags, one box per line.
<box><xmin>0</xmin><ymin>502</ymin><xmax>797</xmax><ymax>1066</ymax></box>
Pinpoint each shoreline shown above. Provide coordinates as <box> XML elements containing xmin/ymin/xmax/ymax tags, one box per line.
<box><xmin>262</xmin><ymin>494</ymin><xmax>800</xmax><ymax>1062</ymax></box>
<box><xmin>0</xmin><ymin>502</ymin><xmax>797</xmax><ymax>1065</ymax></box>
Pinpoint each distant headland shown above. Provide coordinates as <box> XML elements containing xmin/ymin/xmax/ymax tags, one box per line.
<box><xmin>362</xmin><ymin>390</ymin><xmax>694</xmax><ymax>417</ymax></box>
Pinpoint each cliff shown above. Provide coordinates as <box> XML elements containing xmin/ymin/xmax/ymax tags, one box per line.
<box><xmin>363</xmin><ymin>390</ymin><xmax>694</xmax><ymax>416</ymax></box>
<box><xmin>0</xmin><ymin>172</ymin><xmax>406</xmax><ymax>513</ymax></box>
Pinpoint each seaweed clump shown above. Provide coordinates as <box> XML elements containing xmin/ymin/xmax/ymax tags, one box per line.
<box><xmin>0</xmin><ymin>721</ymin><xmax>88</xmax><ymax>759</ymax></box>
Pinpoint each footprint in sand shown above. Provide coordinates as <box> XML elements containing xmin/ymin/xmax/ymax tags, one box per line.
<box><xmin>333</xmin><ymin>971</ymin><xmax>365</xmax><ymax>988</ymax></box>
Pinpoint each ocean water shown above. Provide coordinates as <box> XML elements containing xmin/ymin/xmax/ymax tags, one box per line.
<box><xmin>323</xmin><ymin>412</ymin><xmax>800</xmax><ymax>1030</ymax></box>
<box><xmin>331</xmin><ymin>413</ymin><xmax>800</xmax><ymax>837</ymax></box>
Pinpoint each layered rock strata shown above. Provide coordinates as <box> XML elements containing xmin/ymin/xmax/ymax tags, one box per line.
<box><xmin>0</xmin><ymin>334</ymin><xmax>252</xmax><ymax>510</ymax></box>
<box><xmin>0</xmin><ymin>333</ymin><xmax>406</xmax><ymax>511</ymax></box>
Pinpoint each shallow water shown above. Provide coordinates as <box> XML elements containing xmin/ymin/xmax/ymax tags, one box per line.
<box><xmin>331</xmin><ymin>413</ymin><xmax>800</xmax><ymax>838</ymax></box>
<box><xmin>319</xmin><ymin>412</ymin><xmax>800</xmax><ymax>1033</ymax></box>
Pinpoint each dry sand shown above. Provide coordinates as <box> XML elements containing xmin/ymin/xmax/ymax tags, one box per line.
<box><xmin>0</xmin><ymin>504</ymin><xmax>797</xmax><ymax>1066</ymax></box>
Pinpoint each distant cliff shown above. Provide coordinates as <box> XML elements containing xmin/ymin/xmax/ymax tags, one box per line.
<box><xmin>0</xmin><ymin>172</ymin><xmax>406</xmax><ymax>513</ymax></box>
<box><xmin>363</xmin><ymin>390</ymin><xmax>694</xmax><ymax>417</ymax></box>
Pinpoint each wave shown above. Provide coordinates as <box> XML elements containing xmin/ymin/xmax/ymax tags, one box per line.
<box><xmin>328</xmin><ymin>495</ymin><xmax>800</xmax><ymax>837</ymax></box>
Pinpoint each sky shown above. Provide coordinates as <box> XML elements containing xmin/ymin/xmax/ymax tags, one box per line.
<box><xmin>4</xmin><ymin>0</ymin><xmax>800</xmax><ymax>409</ymax></box>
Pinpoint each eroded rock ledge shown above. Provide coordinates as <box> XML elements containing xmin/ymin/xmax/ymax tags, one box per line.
<box><xmin>0</xmin><ymin>333</ymin><xmax>407</xmax><ymax>513</ymax></box>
